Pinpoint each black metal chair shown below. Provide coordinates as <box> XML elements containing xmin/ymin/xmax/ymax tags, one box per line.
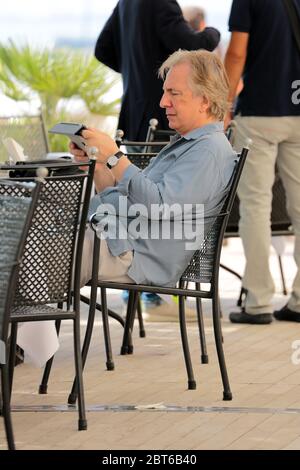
<box><xmin>0</xmin><ymin>114</ymin><xmax>50</xmax><ymax>163</ymax></box>
<box><xmin>68</xmin><ymin>146</ymin><xmax>249</xmax><ymax>404</ymax></box>
<box><xmin>0</xmin><ymin>179</ymin><xmax>41</xmax><ymax>450</ymax></box>
<box><xmin>0</xmin><ymin>159</ymin><xmax>95</xmax><ymax>431</ymax></box>
<box><xmin>145</xmin><ymin>118</ymin><xmax>292</xmax><ymax>303</ymax></box>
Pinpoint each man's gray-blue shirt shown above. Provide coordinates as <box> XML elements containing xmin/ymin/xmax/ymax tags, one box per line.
<box><xmin>89</xmin><ymin>122</ymin><xmax>236</xmax><ymax>286</ymax></box>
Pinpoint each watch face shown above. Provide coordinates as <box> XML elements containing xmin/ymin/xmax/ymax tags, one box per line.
<box><xmin>107</xmin><ymin>155</ymin><xmax>119</xmax><ymax>167</ymax></box>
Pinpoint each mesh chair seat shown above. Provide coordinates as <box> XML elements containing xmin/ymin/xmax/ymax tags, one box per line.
<box><xmin>10</xmin><ymin>304</ymin><xmax>75</xmax><ymax>321</ymax></box>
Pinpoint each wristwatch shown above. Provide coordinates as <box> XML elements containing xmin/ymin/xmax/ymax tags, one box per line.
<box><xmin>106</xmin><ymin>151</ymin><xmax>124</xmax><ymax>169</ymax></box>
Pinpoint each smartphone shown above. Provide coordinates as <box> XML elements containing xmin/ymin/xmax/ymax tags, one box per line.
<box><xmin>49</xmin><ymin>122</ymin><xmax>87</xmax><ymax>152</ymax></box>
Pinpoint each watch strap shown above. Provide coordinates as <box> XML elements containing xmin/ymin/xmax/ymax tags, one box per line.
<box><xmin>106</xmin><ymin>150</ymin><xmax>124</xmax><ymax>169</ymax></box>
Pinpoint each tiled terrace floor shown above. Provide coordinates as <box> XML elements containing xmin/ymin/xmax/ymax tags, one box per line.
<box><xmin>1</xmin><ymin>237</ymin><xmax>300</xmax><ymax>450</ymax></box>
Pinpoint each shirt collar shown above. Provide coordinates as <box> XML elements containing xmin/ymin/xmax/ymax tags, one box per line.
<box><xmin>180</xmin><ymin>121</ymin><xmax>224</xmax><ymax>141</ymax></box>
<box><xmin>169</xmin><ymin>133</ymin><xmax>181</xmax><ymax>144</ymax></box>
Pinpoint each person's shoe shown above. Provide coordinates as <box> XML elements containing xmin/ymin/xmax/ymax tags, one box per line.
<box><xmin>273</xmin><ymin>305</ymin><xmax>300</xmax><ymax>322</ymax></box>
<box><xmin>143</xmin><ymin>300</ymin><xmax>196</xmax><ymax>322</ymax></box>
<box><xmin>7</xmin><ymin>340</ymin><xmax>24</xmax><ymax>366</ymax></box>
<box><xmin>140</xmin><ymin>292</ymin><xmax>161</xmax><ymax>305</ymax></box>
<box><xmin>121</xmin><ymin>290</ymin><xmax>130</xmax><ymax>303</ymax></box>
<box><xmin>121</xmin><ymin>291</ymin><xmax>161</xmax><ymax>306</ymax></box>
<box><xmin>229</xmin><ymin>309</ymin><xmax>273</xmax><ymax>324</ymax></box>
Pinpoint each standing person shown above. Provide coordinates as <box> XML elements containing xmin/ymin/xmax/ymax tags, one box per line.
<box><xmin>182</xmin><ymin>5</ymin><xmax>206</xmax><ymax>32</ymax></box>
<box><xmin>224</xmin><ymin>0</ymin><xmax>300</xmax><ymax>324</ymax></box>
<box><xmin>95</xmin><ymin>0</ymin><xmax>220</xmax><ymax>142</ymax></box>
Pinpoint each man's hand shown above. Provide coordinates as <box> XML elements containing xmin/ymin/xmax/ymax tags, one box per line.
<box><xmin>69</xmin><ymin>142</ymin><xmax>89</xmax><ymax>169</ymax></box>
<box><xmin>69</xmin><ymin>127</ymin><xmax>131</xmax><ymax>189</ymax></box>
<box><xmin>82</xmin><ymin>128</ymin><xmax>119</xmax><ymax>163</ymax></box>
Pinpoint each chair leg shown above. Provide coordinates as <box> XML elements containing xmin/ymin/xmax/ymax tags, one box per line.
<box><xmin>68</xmin><ymin>292</ymin><xmax>97</xmax><ymax>405</ymax></box>
<box><xmin>8</xmin><ymin>323</ymin><xmax>18</xmax><ymax>397</ymax></box>
<box><xmin>178</xmin><ymin>292</ymin><xmax>196</xmax><ymax>390</ymax></box>
<box><xmin>195</xmin><ymin>283</ymin><xmax>208</xmax><ymax>364</ymax></box>
<box><xmin>219</xmin><ymin>294</ymin><xmax>223</xmax><ymax>319</ymax></box>
<box><xmin>1</xmin><ymin>364</ymin><xmax>15</xmax><ymax>450</ymax></box>
<box><xmin>73</xmin><ymin>317</ymin><xmax>87</xmax><ymax>430</ymax></box>
<box><xmin>100</xmin><ymin>287</ymin><xmax>114</xmax><ymax>370</ymax></box>
<box><xmin>237</xmin><ymin>286</ymin><xmax>248</xmax><ymax>307</ymax></box>
<box><xmin>212</xmin><ymin>293</ymin><xmax>232</xmax><ymax>400</ymax></box>
<box><xmin>127</xmin><ymin>292</ymin><xmax>139</xmax><ymax>354</ymax></box>
<box><xmin>120</xmin><ymin>291</ymin><xmax>136</xmax><ymax>355</ymax></box>
<box><xmin>219</xmin><ymin>296</ymin><xmax>224</xmax><ymax>343</ymax></box>
<box><xmin>39</xmin><ymin>318</ymin><xmax>61</xmax><ymax>394</ymax></box>
<box><xmin>137</xmin><ymin>295</ymin><xmax>146</xmax><ymax>338</ymax></box>
<box><xmin>278</xmin><ymin>254</ymin><xmax>288</xmax><ymax>296</ymax></box>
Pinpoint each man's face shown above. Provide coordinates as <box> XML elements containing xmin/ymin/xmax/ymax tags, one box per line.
<box><xmin>160</xmin><ymin>62</ymin><xmax>207</xmax><ymax>135</ymax></box>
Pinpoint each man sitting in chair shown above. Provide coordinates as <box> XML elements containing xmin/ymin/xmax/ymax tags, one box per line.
<box><xmin>71</xmin><ymin>50</ymin><xmax>236</xmax><ymax>321</ymax></box>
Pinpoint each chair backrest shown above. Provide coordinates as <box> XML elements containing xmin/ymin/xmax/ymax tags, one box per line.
<box><xmin>0</xmin><ymin>114</ymin><xmax>49</xmax><ymax>163</ymax></box>
<box><xmin>115</xmin><ymin>132</ymin><xmax>160</xmax><ymax>169</ymax></box>
<box><xmin>145</xmin><ymin>118</ymin><xmax>176</xmax><ymax>142</ymax></box>
<box><xmin>115</xmin><ymin>135</ymin><xmax>168</xmax><ymax>170</ymax></box>
<box><xmin>0</xmin><ymin>160</ymin><xmax>95</xmax><ymax>309</ymax></box>
<box><xmin>181</xmin><ymin>147</ymin><xmax>249</xmax><ymax>285</ymax></box>
<box><xmin>0</xmin><ymin>180</ymin><xmax>40</xmax><ymax>362</ymax></box>
<box><xmin>115</xmin><ymin>118</ymin><xmax>172</xmax><ymax>156</ymax></box>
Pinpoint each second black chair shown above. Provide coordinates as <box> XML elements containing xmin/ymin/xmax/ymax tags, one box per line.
<box><xmin>0</xmin><ymin>179</ymin><xmax>41</xmax><ymax>450</ymax></box>
<box><xmin>0</xmin><ymin>159</ymin><xmax>95</xmax><ymax>431</ymax></box>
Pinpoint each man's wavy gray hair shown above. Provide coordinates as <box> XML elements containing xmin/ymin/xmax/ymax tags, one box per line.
<box><xmin>159</xmin><ymin>49</ymin><xmax>229</xmax><ymax>121</ymax></box>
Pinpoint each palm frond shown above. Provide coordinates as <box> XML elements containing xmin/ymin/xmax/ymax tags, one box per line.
<box><xmin>0</xmin><ymin>40</ymin><xmax>121</xmax><ymax>126</ymax></box>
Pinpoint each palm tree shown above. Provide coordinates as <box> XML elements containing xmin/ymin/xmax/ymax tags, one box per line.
<box><xmin>0</xmin><ymin>40</ymin><xmax>120</xmax><ymax>150</ymax></box>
